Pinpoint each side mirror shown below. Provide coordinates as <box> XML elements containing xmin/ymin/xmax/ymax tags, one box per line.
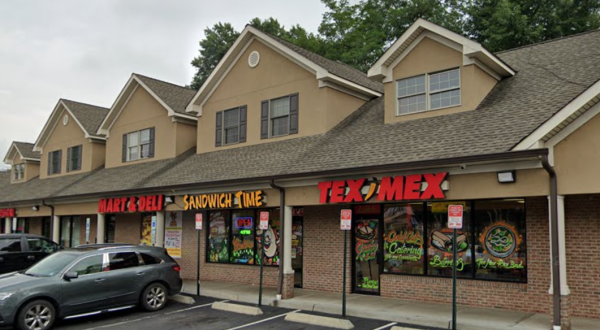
<box><xmin>64</xmin><ymin>271</ymin><xmax>79</xmax><ymax>280</ymax></box>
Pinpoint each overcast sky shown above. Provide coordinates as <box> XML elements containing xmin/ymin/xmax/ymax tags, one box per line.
<box><xmin>0</xmin><ymin>0</ymin><xmax>329</xmax><ymax>166</ymax></box>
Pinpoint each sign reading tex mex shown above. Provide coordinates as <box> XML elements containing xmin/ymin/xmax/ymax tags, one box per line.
<box><xmin>318</xmin><ymin>172</ymin><xmax>448</xmax><ymax>203</ymax></box>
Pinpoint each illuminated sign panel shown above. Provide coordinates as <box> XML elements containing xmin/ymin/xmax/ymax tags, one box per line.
<box><xmin>98</xmin><ymin>195</ymin><xmax>164</xmax><ymax>213</ymax></box>
<box><xmin>184</xmin><ymin>190</ymin><xmax>264</xmax><ymax>210</ymax></box>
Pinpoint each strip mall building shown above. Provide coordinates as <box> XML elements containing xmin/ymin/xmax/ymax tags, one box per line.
<box><xmin>2</xmin><ymin>19</ymin><xmax>600</xmax><ymax>329</ymax></box>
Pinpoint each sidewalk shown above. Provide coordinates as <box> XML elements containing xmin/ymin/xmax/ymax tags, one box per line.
<box><xmin>182</xmin><ymin>280</ymin><xmax>599</xmax><ymax>330</ymax></box>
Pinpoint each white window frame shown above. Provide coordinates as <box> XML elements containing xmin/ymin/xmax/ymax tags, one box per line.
<box><xmin>396</xmin><ymin>68</ymin><xmax>461</xmax><ymax>116</ymax></box>
<box><xmin>268</xmin><ymin>96</ymin><xmax>291</xmax><ymax>138</ymax></box>
<box><xmin>222</xmin><ymin>107</ymin><xmax>241</xmax><ymax>145</ymax></box>
<box><xmin>13</xmin><ymin>164</ymin><xmax>24</xmax><ymax>180</ymax></box>
<box><xmin>126</xmin><ymin>128</ymin><xmax>151</xmax><ymax>162</ymax></box>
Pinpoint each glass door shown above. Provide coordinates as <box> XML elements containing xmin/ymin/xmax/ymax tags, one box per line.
<box><xmin>60</xmin><ymin>216</ymin><xmax>81</xmax><ymax>248</ymax></box>
<box><xmin>352</xmin><ymin>215</ymin><xmax>381</xmax><ymax>294</ymax></box>
<box><xmin>292</xmin><ymin>213</ymin><xmax>303</xmax><ymax>288</ymax></box>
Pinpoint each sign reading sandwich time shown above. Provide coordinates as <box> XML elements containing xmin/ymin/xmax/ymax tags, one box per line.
<box><xmin>318</xmin><ymin>172</ymin><xmax>448</xmax><ymax>204</ymax></box>
<box><xmin>184</xmin><ymin>190</ymin><xmax>264</xmax><ymax>210</ymax></box>
<box><xmin>98</xmin><ymin>195</ymin><xmax>164</xmax><ymax>213</ymax></box>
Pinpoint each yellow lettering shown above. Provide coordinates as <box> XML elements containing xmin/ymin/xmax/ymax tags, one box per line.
<box><xmin>224</xmin><ymin>193</ymin><xmax>232</xmax><ymax>208</ymax></box>
<box><xmin>255</xmin><ymin>190</ymin><xmax>263</xmax><ymax>207</ymax></box>
<box><xmin>201</xmin><ymin>195</ymin><xmax>208</xmax><ymax>208</ymax></box>
<box><xmin>183</xmin><ymin>195</ymin><xmax>189</xmax><ymax>210</ymax></box>
<box><xmin>235</xmin><ymin>191</ymin><xmax>243</xmax><ymax>208</ymax></box>
<box><xmin>219</xmin><ymin>194</ymin><xmax>226</xmax><ymax>208</ymax></box>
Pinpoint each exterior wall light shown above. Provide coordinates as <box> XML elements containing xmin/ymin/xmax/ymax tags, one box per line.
<box><xmin>497</xmin><ymin>170</ymin><xmax>516</xmax><ymax>183</ymax></box>
<box><xmin>32</xmin><ymin>205</ymin><xmax>39</xmax><ymax>211</ymax></box>
<box><xmin>164</xmin><ymin>196</ymin><xmax>175</xmax><ymax>205</ymax></box>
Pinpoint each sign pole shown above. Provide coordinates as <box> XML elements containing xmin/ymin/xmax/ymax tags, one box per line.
<box><xmin>258</xmin><ymin>211</ymin><xmax>269</xmax><ymax>307</ymax></box>
<box><xmin>342</xmin><ymin>230</ymin><xmax>347</xmax><ymax>317</ymax></box>
<box><xmin>197</xmin><ymin>228</ymin><xmax>201</xmax><ymax>296</ymax></box>
<box><xmin>452</xmin><ymin>228</ymin><xmax>457</xmax><ymax>330</ymax></box>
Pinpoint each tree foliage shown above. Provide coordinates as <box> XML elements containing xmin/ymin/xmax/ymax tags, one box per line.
<box><xmin>190</xmin><ymin>1</ymin><xmax>600</xmax><ymax>88</ymax></box>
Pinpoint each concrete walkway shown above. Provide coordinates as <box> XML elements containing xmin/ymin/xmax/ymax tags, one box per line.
<box><xmin>182</xmin><ymin>280</ymin><xmax>599</xmax><ymax>330</ymax></box>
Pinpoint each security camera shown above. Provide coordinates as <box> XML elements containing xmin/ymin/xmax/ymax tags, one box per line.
<box><xmin>460</xmin><ymin>164</ymin><xmax>467</xmax><ymax>170</ymax></box>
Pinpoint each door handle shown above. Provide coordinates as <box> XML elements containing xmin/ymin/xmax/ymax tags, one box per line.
<box><xmin>136</xmin><ymin>272</ymin><xmax>145</xmax><ymax>276</ymax></box>
<box><xmin>27</xmin><ymin>255</ymin><xmax>35</xmax><ymax>260</ymax></box>
<box><xmin>95</xmin><ymin>278</ymin><xmax>105</xmax><ymax>283</ymax></box>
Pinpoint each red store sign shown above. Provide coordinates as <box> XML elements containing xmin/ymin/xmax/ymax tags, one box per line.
<box><xmin>98</xmin><ymin>195</ymin><xmax>164</xmax><ymax>214</ymax></box>
<box><xmin>318</xmin><ymin>172</ymin><xmax>448</xmax><ymax>204</ymax></box>
<box><xmin>0</xmin><ymin>208</ymin><xmax>15</xmax><ymax>217</ymax></box>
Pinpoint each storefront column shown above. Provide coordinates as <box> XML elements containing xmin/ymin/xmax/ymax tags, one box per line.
<box><xmin>154</xmin><ymin>211</ymin><xmax>165</xmax><ymax>247</ymax></box>
<box><xmin>96</xmin><ymin>213</ymin><xmax>105</xmax><ymax>244</ymax></box>
<box><xmin>282</xmin><ymin>206</ymin><xmax>295</xmax><ymax>299</ymax></box>
<box><xmin>52</xmin><ymin>215</ymin><xmax>60</xmax><ymax>243</ymax></box>
<box><xmin>4</xmin><ymin>217</ymin><xmax>11</xmax><ymax>233</ymax></box>
<box><xmin>548</xmin><ymin>195</ymin><xmax>570</xmax><ymax>295</ymax></box>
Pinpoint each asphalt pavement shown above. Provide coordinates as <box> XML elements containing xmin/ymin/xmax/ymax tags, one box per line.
<box><xmin>52</xmin><ymin>295</ymin><xmax>444</xmax><ymax>330</ymax></box>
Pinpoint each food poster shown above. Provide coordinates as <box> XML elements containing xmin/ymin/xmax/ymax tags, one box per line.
<box><xmin>231</xmin><ymin>210</ymin><xmax>255</xmax><ymax>264</ymax></box>
<box><xmin>383</xmin><ymin>204</ymin><xmax>425</xmax><ymax>274</ymax></box>
<box><xmin>427</xmin><ymin>202</ymin><xmax>472</xmax><ymax>277</ymax></box>
<box><xmin>165</xmin><ymin>212</ymin><xmax>183</xmax><ymax>259</ymax></box>
<box><xmin>256</xmin><ymin>208</ymin><xmax>281</xmax><ymax>266</ymax></box>
<box><xmin>354</xmin><ymin>217</ymin><xmax>379</xmax><ymax>292</ymax></box>
<box><xmin>208</xmin><ymin>211</ymin><xmax>230</xmax><ymax>263</ymax></box>
<box><xmin>474</xmin><ymin>200</ymin><xmax>526</xmax><ymax>281</ymax></box>
<box><xmin>140</xmin><ymin>214</ymin><xmax>153</xmax><ymax>245</ymax></box>
<box><xmin>291</xmin><ymin>218</ymin><xmax>303</xmax><ymax>262</ymax></box>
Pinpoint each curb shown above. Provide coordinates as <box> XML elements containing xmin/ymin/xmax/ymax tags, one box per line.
<box><xmin>212</xmin><ymin>301</ymin><xmax>263</xmax><ymax>316</ymax></box>
<box><xmin>391</xmin><ymin>327</ymin><xmax>421</xmax><ymax>330</ymax></box>
<box><xmin>285</xmin><ymin>312</ymin><xmax>354</xmax><ymax>330</ymax></box>
<box><xmin>168</xmin><ymin>294</ymin><xmax>195</xmax><ymax>305</ymax></box>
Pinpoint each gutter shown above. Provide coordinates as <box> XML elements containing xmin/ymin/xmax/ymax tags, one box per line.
<box><xmin>0</xmin><ymin>149</ymin><xmax>550</xmax><ymax>206</ymax></box>
<box><xmin>541</xmin><ymin>155</ymin><xmax>561</xmax><ymax>329</ymax></box>
<box><xmin>269</xmin><ymin>180</ymin><xmax>285</xmax><ymax>298</ymax></box>
<box><xmin>41</xmin><ymin>200</ymin><xmax>54</xmax><ymax>241</ymax></box>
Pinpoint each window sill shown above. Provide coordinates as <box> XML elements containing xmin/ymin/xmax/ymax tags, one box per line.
<box><xmin>396</xmin><ymin>103</ymin><xmax>462</xmax><ymax>117</ymax></box>
<box><xmin>124</xmin><ymin>156</ymin><xmax>154</xmax><ymax>163</ymax></box>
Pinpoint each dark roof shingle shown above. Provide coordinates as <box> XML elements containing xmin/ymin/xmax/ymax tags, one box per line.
<box><xmin>134</xmin><ymin>74</ymin><xmax>197</xmax><ymax>114</ymax></box>
<box><xmin>13</xmin><ymin>142</ymin><xmax>40</xmax><ymax>160</ymax></box>
<box><xmin>62</xmin><ymin>100</ymin><xmax>110</xmax><ymax>136</ymax></box>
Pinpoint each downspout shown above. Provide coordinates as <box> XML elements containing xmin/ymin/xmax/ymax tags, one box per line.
<box><xmin>269</xmin><ymin>180</ymin><xmax>285</xmax><ymax>297</ymax></box>
<box><xmin>541</xmin><ymin>154</ymin><xmax>561</xmax><ymax>330</ymax></box>
<box><xmin>41</xmin><ymin>200</ymin><xmax>54</xmax><ymax>239</ymax></box>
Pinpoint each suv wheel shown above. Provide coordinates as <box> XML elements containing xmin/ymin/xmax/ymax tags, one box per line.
<box><xmin>141</xmin><ymin>283</ymin><xmax>167</xmax><ymax>311</ymax></box>
<box><xmin>17</xmin><ymin>300</ymin><xmax>55</xmax><ymax>330</ymax></box>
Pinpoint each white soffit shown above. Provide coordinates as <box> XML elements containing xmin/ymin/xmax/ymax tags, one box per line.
<box><xmin>185</xmin><ymin>25</ymin><xmax>382</xmax><ymax>115</ymax></box>
<box><xmin>367</xmin><ymin>18</ymin><xmax>515</xmax><ymax>81</ymax></box>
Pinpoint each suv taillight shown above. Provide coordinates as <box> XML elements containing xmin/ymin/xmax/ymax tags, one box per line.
<box><xmin>172</xmin><ymin>265</ymin><xmax>181</xmax><ymax>272</ymax></box>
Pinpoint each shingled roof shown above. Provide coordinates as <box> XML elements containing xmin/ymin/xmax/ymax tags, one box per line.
<box><xmin>61</xmin><ymin>99</ymin><xmax>110</xmax><ymax>137</ymax></box>
<box><xmin>134</xmin><ymin>74</ymin><xmax>197</xmax><ymax>114</ymax></box>
<box><xmin>12</xmin><ymin>142</ymin><xmax>40</xmax><ymax>160</ymax></box>
<box><xmin>1</xmin><ymin>29</ymin><xmax>600</xmax><ymax>204</ymax></box>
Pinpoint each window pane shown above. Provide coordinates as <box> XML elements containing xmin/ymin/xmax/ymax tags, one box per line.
<box><xmin>270</xmin><ymin>97</ymin><xmax>290</xmax><ymax>118</ymax></box>
<box><xmin>28</xmin><ymin>238</ymin><xmax>57</xmax><ymax>253</ymax></box>
<box><xmin>383</xmin><ymin>204</ymin><xmax>425</xmax><ymax>275</ymax></box>
<box><xmin>129</xmin><ymin>146</ymin><xmax>139</xmax><ymax>161</ymax></box>
<box><xmin>398</xmin><ymin>94</ymin><xmax>426</xmax><ymax>114</ymax></box>
<box><xmin>271</xmin><ymin>117</ymin><xmax>289</xmax><ymax>136</ymax></box>
<box><xmin>427</xmin><ymin>202</ymin><xmax>472</xmax><ymax>278</ymax></box>
<box><xmin>0</xmin><ymin>238</ymin><xmax>21</xmax><ymax>252</ymax></box>
<box><xmin>225</xmin><ymin>127</ymin><xmax>239</xmax><ymax>144</ymax></box>
<box><xmin>430</xmin><ymin>69</ymin><xmax>460</xmax><ymax>92</ymax></box>
<box><xmin>430</xmin><ymin>89</ymin><xmax>460</xmax><ymax>110</ymax></box>
<box><xmin>140</xmin><ymin>129</ymin><xmax>150</xmax><ymax>144</ymax></box>
<box><xmin>108</xmin><ymin>252</ymin><xmax>139</xmax><ymax>270</ymax></box>
<box><xmin>128</xmin><ymin>132</ymin><xmax>139</xmax><ymax>147</ymax></box>
<box><xmin>474</xmin><ymin>199</ymin><xmax>526</xmax><ymax>282</ymax></box>
<box><xmin>70</xmin><ymin>255</ymin><xmax>104</xmax><ymax>276</ymax></box>
<box><xmin>231</xmin><ymin>210</ymin><xmax>255</xmax><ymax>264</ymax></box>
<box><xmin>208</xmin><ymin>211</ymin><xmax>230</xmax><ymax>263</ymax></box>
<box><xmin>224</xmin><ymin>108</ymin><xmax>240</xmax><ymax>127</ymax></box>
<box><xmin>256</xmin><ymin>208</ymin><xmax>280</xmax><ymax>266</ymax></box>
<box><xmin>141</xmin><ymin>253</ymin><xmax>162</xmax><ymax>265</ymax></box>
<box><xmin>397</xmin><ymin>75</ymin><xmax>425</xmax><ymax>97</ymax></box>
<box><xmin>140</xmin><ymin>144</ymin><xmax>150</xmax><ymax>158</ymax></box>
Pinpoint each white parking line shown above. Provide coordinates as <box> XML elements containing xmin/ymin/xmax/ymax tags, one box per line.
<box><xmin>372</xmin><ymin>322</ymin><xmax>398</xmax><ymax>330</ymax></box>
<box><xmin>81</xmin><ymin>300</ymin><xmax>224</xmax><ymax>330</ymax></box>
<box><xmin>223</xmin><ymin>310</ymin><xmax>301</xmax><ymax>330</ymax></box>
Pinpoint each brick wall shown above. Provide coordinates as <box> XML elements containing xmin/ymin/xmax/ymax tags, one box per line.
<box><xmin>115</xmin><ymin>213</ymin><xmax>141</xmax><ymax>244</ymax></box>
<box><xmin>565</xmin><ymin>195</ymin><xmax>600</xmax><ymax>319</ymax></box>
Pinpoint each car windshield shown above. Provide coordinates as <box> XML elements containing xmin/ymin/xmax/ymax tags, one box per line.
<box><xmin>25</xmin><ymin>252</ymin><xmax>79</xmax><ymax>277</ymax></box>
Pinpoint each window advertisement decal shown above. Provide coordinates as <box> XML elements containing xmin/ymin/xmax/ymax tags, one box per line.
<box><xmin>208</xmin><ymin>211</ymin><xmax>230</xmax><ymax>263</ymax></box>
<box><xmin>256</xmin><ymin>209</ymin><xmax>281</xmax><ymax>266</ymax></box>
<box><xmin>383</xmin><ymin>204</ymin><xmax>425</xmax><ymax>274</ymax></box>
<box><xmin>474</xmin><ymin>200</ymin><xmax>526</xmax><ymax>282</ymax></box>
<box><xmin>354</xmin><ymin>216</ymin><xmax>379</xmax><ymax>292</ymax></box>
<box><xmin>427</xmin><ymin>202</ymin><xmax>472</xmax><ymax>277</ymax></box>
<box><xmin>165</xmin><ymin>212</ymin><xmax>183</xmax><ymax>259</ymax></box>
<box><xmin>231</xmin><ymin>210</ymin><xmax>255</xmax><ymax>264</ymax></box>
<box><xmin>140</xmin><ymin>215</ymin><xmax>153</xmax><ymax>246</ymax></box>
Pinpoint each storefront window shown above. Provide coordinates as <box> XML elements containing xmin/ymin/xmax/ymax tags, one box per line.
<box><xmin>231</xmin><ymin>210</ymin><xmax>255</xmax><ymax>264</ymax></box>
<box><xmin>474</xmin><ymin>200</ymin><xmax>526</xmax><ymax>282</ymax></box>
<box><xmin>140</xmin><ymin>214</ymin><xmax>154</xmax><ymax>245</ymax></box>
<box><xmin>208</xmin><ymin>211</ymin><xmax>230</xmax><ymax>263</ymax></box>
<box><xmin>427</xmin><ymin>202</ymin><xmax>472</xmax><ymax>278</ymax></box>
<box><xmin>383</xmin><ymin>203</ymin><xmax>425</xmax><ymax>275</ymax></box>
<box><xmin>257</xmin><ymin>208</ymin><xmax>281</xmax><ymax>266</ymax></box>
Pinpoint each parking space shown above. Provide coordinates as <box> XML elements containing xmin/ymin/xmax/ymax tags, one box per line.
<box><xmin>52</xmin><ymin>295</ymin><xmax>443</xmax><ymax>330</ymax></box>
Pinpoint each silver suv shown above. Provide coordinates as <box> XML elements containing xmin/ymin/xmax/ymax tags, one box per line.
<box><xmin>0</xmin><ymin>244</ymin><xmax>182</xmax><ymax>330</ymax></box>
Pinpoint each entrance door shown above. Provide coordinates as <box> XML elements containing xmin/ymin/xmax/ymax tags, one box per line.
<box><xmin>60</xmin><ymin>216</ymin><xmax>81</xmax><ymax>248</ymax></box>
<box><xmin>352</xmin><ymin>216</ymin><xmax>381</xmax><ymax>294</ymax></box>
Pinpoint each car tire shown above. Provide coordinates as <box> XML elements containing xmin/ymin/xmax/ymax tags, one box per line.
<box><xmin>140</xmin><ymin>283</ymin><xmax>167</xmax><ymax>312</ymax></box>
<box><xmin>17</xmin><ymin>299</ymin><xmax>55</xmax><ymax>330</ymax></box>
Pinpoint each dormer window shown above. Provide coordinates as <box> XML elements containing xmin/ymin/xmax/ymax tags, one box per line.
<box><xmin>397</xmin><ymin>68</ymin><xmax>461</xmax><ymax>115</ymax></box>
<box><xmin>122</xmin><ymin>128</ymin><xmax>155</xmax><ymax>162</ymax></box>
<box><xmin>13</xmin><ymin>164</ymin><xmax>24</xmax><ymax>180</ymax></box>
<box><xmin>48</xmin><ymin>150</ymin><xmax>62</xmax><ymax>175</ymax></box>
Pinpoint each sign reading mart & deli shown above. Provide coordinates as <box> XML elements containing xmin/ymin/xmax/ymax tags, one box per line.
<box><xmin>184</xmin><ymin>190</ymin><xmax>264</xmax><ymax>210</ymax></box>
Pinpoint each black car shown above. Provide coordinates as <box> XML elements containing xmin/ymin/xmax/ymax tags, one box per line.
<box><xmin>0</xmin><ymin>244</ymin><xmax>182</xmax><ymax>330</ymax></box>
<box><xmin>0</xmin><ymin>234</ymin><xmax>61</xmax><ymax>274</ymax></box>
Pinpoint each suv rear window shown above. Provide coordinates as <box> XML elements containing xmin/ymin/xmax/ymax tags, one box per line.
<box><xmin>108</xmin><ymin>252</ymin><xmax>139</xmax><ymax>270</ymax></box>
<box><xmin>140</xmin><ymin>253</ymin><xmax>162</xmax><ymax>265</ymax></box>
<box><xmin>0</xmin><ymin>238</ymin><xmax>21</xmax><ymax>252</ymax></box>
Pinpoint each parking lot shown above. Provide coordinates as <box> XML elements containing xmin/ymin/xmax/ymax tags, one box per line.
<box><xmin>52</xmin><ymin>296</ymin><xmax>442</xmax><ymax>330</ymax></box>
